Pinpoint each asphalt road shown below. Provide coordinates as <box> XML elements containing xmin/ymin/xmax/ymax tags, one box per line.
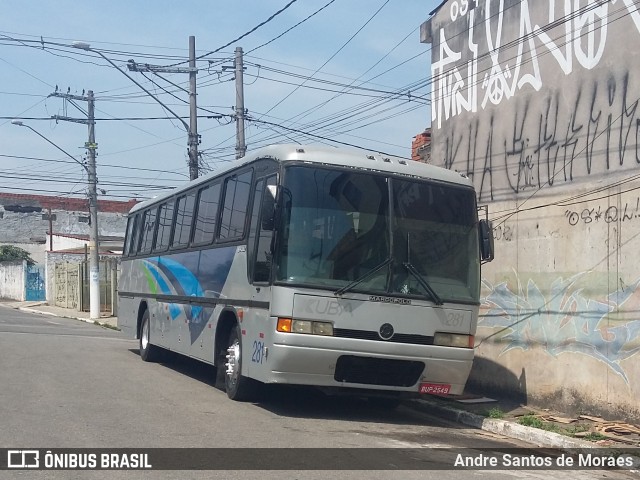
<box><xmin>0</xmin><ymin>306</ymin><xmax>636</xmax><ymax>480</ymax></box>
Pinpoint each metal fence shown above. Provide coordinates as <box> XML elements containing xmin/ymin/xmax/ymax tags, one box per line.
<box><xmin>54</xmin><ymin>262</ymin><xmax>80</xmax><ymax>310</ymax></box>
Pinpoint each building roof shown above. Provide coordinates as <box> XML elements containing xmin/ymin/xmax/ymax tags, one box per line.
<box><xmin>0</xmin><ymin>191</ymin><xmax>137</xmax><ymax>214</ymax></box>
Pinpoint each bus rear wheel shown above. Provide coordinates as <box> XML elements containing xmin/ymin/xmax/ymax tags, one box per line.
<box><xmin>224</xmin><ymin>324</ymin><xmax>257</xmax><ymax>401</ymax></box>
<box><xmin>139</xmin><ymin>309</ymin><xmax>160</xmax><ymax>362</ymax></box>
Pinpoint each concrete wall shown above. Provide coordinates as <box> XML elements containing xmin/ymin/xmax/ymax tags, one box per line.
<box><xmin>0</xmin><ymin>260</ymin><xmax>26</xmax><ymax>301</ymax></box>
<box><xmin>0</xmin><ymin>193</ymin><xmax>132</xmax><ymax>267</ymax></box>
<box><xmin>422</xmin><ymin>0</ymin><xmax>640</xmax><ymax>421</ymax></box>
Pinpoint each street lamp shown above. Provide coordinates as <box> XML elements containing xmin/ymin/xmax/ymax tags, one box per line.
<box><xmin>11</xmin><ymin>120</ymin><xmax>87</xmax><ymax>171</ymax></box>
<box><xmin>12</xmin><ymin>119</ymin><xmax>101</xmax><ymax>320</ymax></box>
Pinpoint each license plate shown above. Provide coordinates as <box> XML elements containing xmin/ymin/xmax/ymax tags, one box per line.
<box><xmin>419</xmin><ymin>383</ymin><xmax>451</xmax><ymax>395</ymax></box>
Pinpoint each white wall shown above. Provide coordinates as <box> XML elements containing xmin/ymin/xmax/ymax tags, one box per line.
<box><xmin>0</xmin><ymin>260</ymin><xmax>26</xmax><ymax>301</ymax></box>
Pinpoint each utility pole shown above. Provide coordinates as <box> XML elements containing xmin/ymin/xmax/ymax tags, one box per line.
<box><xmin>49</xmin><ymin>89</ymin><xmax>101</xmax><ymax>320</ymax></box>
<box><xmin>86</xmin><ymin>90</ymin><xmax>100</xmax><ymax>320</ymax></box>
<box><xmin>235</xmin><ymin>47</ymin><xmax>246</xmax><ymax>159</ymax></box>
<box><xmin>123</xmin><ymin>37</ymin><xmax>200</xmax><ymax>179</ymax></box>
<box><xmin>188</xmin><ymin>36</ymin><xmax>199</xmax><ymax>180</ymax></box>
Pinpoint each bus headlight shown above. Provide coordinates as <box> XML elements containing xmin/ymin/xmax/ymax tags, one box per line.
<box><xmin>434</xmin><ymin>332</ymin><xmax>474</xmax><ymax>348</ymax></box>
<box><xmin>277</xmin><ymin>318</ymin><xmax>333</xmax><ymax>336</ymax></box>
<box><xmin>311</xmin><ymin>321</ymin><xmax>333</xmax><ymax>336</ymax></box>
<box><xmin>292</xmin><ymin>320</ymin><xmax>312</xmax><ymax>334</ymax></box>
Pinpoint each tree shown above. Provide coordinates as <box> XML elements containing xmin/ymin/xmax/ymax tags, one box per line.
<box><xmin>0</xmin><ymin>245</ymin><xmax>35</xmax><ymax>266</ymax></box>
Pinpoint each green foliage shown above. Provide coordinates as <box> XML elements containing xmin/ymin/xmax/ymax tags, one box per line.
<box><xmin>0</xmin><ymin>245</ymin><xmax>35</xmax><ymax>265</ymax></box>
<box><xmin>518</xmin><ymin>414</ymin><xmax>545</xmax><ymax>429</ymax></box>
<box><xmin>486</xmin><ymin>407</ymin><xmax>505</xmax><ymax>419</ymax></box>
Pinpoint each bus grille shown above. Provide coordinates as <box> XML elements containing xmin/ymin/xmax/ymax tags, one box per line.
<box><xmin>333</xmin><ymin>328</ymin><xmax>434</xmax><ymax>345</ymax></box>
<box><xmin>334</xmin><ymin>355</ymin><xmax>424</xmax><ymax>387</ymax></box>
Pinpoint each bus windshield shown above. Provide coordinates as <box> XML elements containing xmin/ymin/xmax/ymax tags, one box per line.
<box><xmin>275</xmin><ymin>165</ymin><xmax>480</xmax><ymax>304</ymax></box>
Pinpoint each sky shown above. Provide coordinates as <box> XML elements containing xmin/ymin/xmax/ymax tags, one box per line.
<box><xmin>0</xmin><ymin>0</ymin><xmax>441</xmax><ymax>202</ymax></box>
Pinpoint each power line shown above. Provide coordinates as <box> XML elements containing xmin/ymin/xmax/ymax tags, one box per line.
<box><xmin>259</xmin><ymin>0</ymin><xmax>391</xmax><ymax>119</ymax></box>
<box><xmin>167</xmin><ymin>0</ymin><xmax>300</xmax><ymax>67</ymax></box>
<box><xmin>0</xmin><ymin>154</ymin><xmax>188</xmax><ymax>177</ymax></box>
<box><xmin>245</xmin><ymin>0</ymin><xmax>338</xmax><ymax>55</ymax></box>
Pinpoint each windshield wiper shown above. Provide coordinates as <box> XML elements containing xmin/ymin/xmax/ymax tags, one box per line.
<box><xmin>334</xmin><ymin>257</ymin><xmax>393</xmax><ymax>296</ymax></box>
<box><xmin>402</xmin><ymin>261</ymin><xmax>444</xmax><ymax>306</ymax></box>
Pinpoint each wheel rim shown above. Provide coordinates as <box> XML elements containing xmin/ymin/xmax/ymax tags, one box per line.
<box><xmin>226</xmin><ymin>338</ymin><xmax>240</xmax><ymax>387</ymax></box>
<box><xmin>141</xmin><ymin>319</ymin><xmax>149</xmax><ymax>350</ymax></box>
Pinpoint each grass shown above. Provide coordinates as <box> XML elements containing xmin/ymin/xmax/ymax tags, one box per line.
<box><xmin>581</xmin><ymin>432</ymin><xmax>608</xmax><ymax>441</ymax></box>
<box><xmin>486</xmin><ymin>407</ymin><xmax>505</xmax><ymax>419</ymax></box>
<box><xmin>516</xmin><ymin>415</ymin><xmax>613</xmax><ymax>441</ymax></box>
<box><xmin>517</xmin><ymin>414</ymin><xmax>563</xmax><ymax>433</ymax></box>
<box><xmin>518</xmin><ymin>414</ymin><xmax>545</xmax><ymax>429</ymax></box>
<box><xmin>98</xmin><ymin>322</ymin><xmax>120</xmax><ymax>331</ymax></box>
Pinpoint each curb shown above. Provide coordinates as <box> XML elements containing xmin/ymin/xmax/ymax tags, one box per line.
<box><xmin>16</xmin><ymin>306</ymin><xmax>119</xmax><ymax>330</ymax></box>
<box><xmin>409</xmin><ymin>398</ymin><xmax>598</xmax><ymax>450</ymax></box>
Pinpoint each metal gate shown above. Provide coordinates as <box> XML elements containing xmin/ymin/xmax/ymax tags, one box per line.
<box><xmin>54</xmin><ymin>263</ymin><xmax>80</xmax><ymax>309</ymax></box>
<box><xmin>25</xmin><ymin>265</ymin><xmax>46</xmax><ymax>301</ymax></box>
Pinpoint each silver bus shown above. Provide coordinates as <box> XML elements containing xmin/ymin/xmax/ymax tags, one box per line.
<box><xmin>118</xmin><ymin>144</ymin><xmax>494</xmax><ymax>402</ymax></box>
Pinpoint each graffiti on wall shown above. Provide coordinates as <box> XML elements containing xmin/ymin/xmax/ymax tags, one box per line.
<box><xmin>430</xmin><ymin>0</ymin><xmax>640</xmax><ymax>201</ymax></box>
<box><xmin>432</xmin><ymin>0</ymin><xmax>640</xmax><ymax>126</ymax></box>
<box><xmin>481</xmin><ymin>272</ymin><xmax>640</xmax><ymax>383</ymax></box>
<box><xmin>565</xmin><ymin>196</ymin><xmax>640</xmax><ymax>227</ymax></box>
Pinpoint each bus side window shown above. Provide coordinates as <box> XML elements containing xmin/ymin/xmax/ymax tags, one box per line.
<box><xmin>123</xmin><ymin>214</ymin><xmax>139</xmax><ymax>257</ymax></box>
<box><xmin>171</xmin><ymin>192</ymin><xmax>196</xmax><ymax>248</ymax></box>
<box><xmin>154</xmin><ymin>200</ymin><xmax>175</xmax><ymax>252</ymax></box>
<box><xmin>138</xmin><ymin>208</ymin><xmax>157</xmax><ymax>254</ymax></box>
<box><xmin>219</xmin><ymin>170</ymin><xmax>252</xmax><ymax>241</ymax></box>
<box><xmin>252</xmin><ymin>175</ymin><xmax>276</xmax><ymax>282</ymax></box>
<box><xmin>192</xmin><ymin>183</ymin><xmax>221</xmax><ymax>245</ymax></box>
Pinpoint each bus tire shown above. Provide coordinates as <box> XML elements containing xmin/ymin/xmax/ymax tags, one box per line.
<box><xmin>224</xmin><ymin>324</ymin><xmax>257</xmax><ymax>401</ymax></box>
<box><xmin>139</xmin><ymin>309</ymin><xmax>160</xmax><ymax>362</ymax></box>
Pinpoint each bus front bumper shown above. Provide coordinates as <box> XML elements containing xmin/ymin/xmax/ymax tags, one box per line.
<box><xmin>261</xmin><ymin>342</ymin><xmax>474</xmax><ymax>395</ymax></box>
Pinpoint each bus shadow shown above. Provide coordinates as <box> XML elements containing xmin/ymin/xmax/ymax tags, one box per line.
<box><xmin>256</xmin><ymin>385</ymin><xmax>445</xmax><ymax>426</ymax></box>
<box><xmin>127</xmin><ymin>348</ymin><xmax>217</xmax><ymax>387</ymax></box>
<box><xmin>127</xmin><ymin>348</ymin><xmax>466</xmax><ymax>427</ymax></box>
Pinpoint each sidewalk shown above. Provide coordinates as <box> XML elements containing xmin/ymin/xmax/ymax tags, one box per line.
<box><xmin>1</xmin><ymin>300</ymin><xmax>118</xmax><ymax>330</ymax></box>
<box><xmin>410</xmin><ymin>394</ymin><xmax>640</xmax><ymax>451</ymax></box>
<box><xmin>2</xmin><ymin>300</ymin><xmax>639</xmax><ymax>458</ymax></box>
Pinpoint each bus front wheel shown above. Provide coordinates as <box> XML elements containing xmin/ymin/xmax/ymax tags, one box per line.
<box><xmin>139</xmin><ymin>309</ymin><xmax>160</xmax><ymax>362</ymax></box>
<box><xmin>224</xmin><ymin>324</ymin><xmax>257</xmax><ymax>401</ymax></box>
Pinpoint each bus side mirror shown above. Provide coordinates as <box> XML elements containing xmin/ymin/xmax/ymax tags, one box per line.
<box><xmin>479</xmin><ymin>219</ymin><xmax>494</xmax><ymax>263</ymax></box>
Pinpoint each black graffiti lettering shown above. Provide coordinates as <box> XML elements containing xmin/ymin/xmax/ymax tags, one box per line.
<box><xmin>478</xmin><ymin>116</ymin><xmax>494</xmax><ymax>202</ymax></box>
<box><xmin>536</xmin><ymin>94</ymin><xmax>560</xmax><ymax>187</ymax></box>
<box><xmin>615</xmin><ymin>73</ymin><xmax>638</xmax><ymax>167</ymax></box>
<box><xmin>581</xmin><ymin>209</ymin><xmax>594</xmax><ymax>224</ymax></box>
<box><xmin>493</xmin><ymin>224</ymin><xmax>513</xmax><ymax>241</ymax></box>
<box><xmin>439</xmin><ymin>73</ymin><xmax>640</xmax><ymax>201</ymax></box>
<box><xmin>565</xmin><ymin>198</ymin><xmax>640</xmax><ymax>227</ymax></box>
<box><xmin>585</xmin><ymin>81</ymin><xmax>602</xmax><ymax>175</ymax></box>
<box><xmin>505</xmin><ymin>102</ymin><xmax>532</xmax><ymax>193</ymax></box>
<box><xmin>565</xmin><ymin>210</ymin><xmax>579</xmax><ymax>226</ymax></box>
